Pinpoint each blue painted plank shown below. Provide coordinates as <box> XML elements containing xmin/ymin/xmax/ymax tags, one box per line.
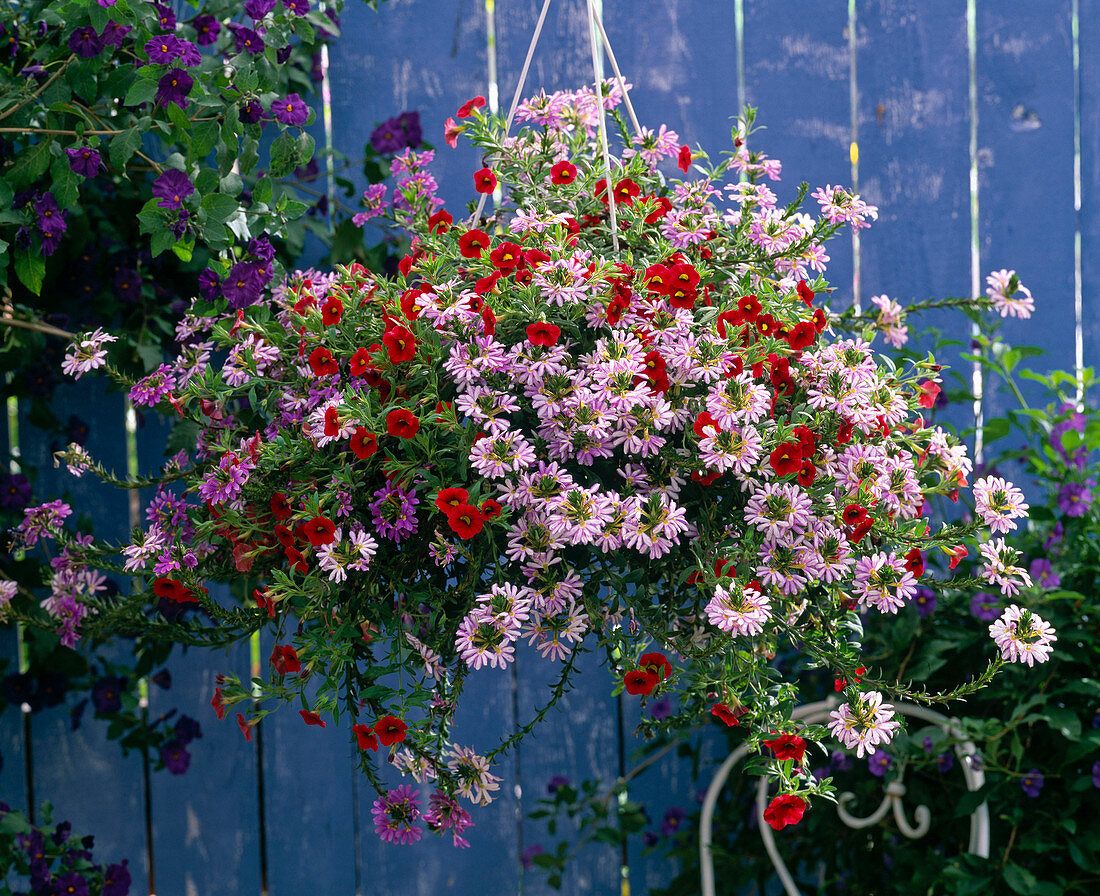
<box><xmin>977</xmin><ymin>1</ymin><xmax>1076</xmax><ymax>423</ymax></box>
<box><xmin>496</xmin><ymin>0</ymin><xmax>593</xmax><ymax>102</ymax></box>
<box><xmin>855</xmin><ymin>0</ymin><xmax>974</xmax><ymax>436</ymax></box>
<box><xmin>1079</xmin><ymin>0</ymin><xmax>1100</xmax><ymax>373</ymax></box>
<box><xmin>0</xmin><ymin>628</ymin><xmax>26</xmax><ymax>815</ymax></box>
<box><xmin>743</xmin><ymin>0</ymin><xmax>855</xmax><ymax>310</ymax></box>
<box><xmin>327</xmin><ymin>0</ymin><xmax>488</xmax><ymax>225</ymax></box>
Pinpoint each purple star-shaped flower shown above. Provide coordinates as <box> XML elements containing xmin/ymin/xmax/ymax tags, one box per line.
<box><xmin>273</xmin><ymin>93</ymin><xmax>309</xmax><ymax>126</ymax></box>
<box><xmin>152</xmin><ymin>168</ymin><xmax>195</xmax><ymax>210</ymax></box>
<box><xmin>193</xmin><ymin>14</ymin><xmax>220</xmax><ymax>46</ymax></box>
<box><xmin>221</xmin><ymin>261</ymin><xmax>268</xmax><ymax>310</ymax></box>
<box><xmin>229</xmin><ymin>24</ymin><xmax>265</xmax><ymax>55</ymax></box>
<box><xmin>65</xmin><ymin>146</ymin><xmax>105</xmax><ymax>178</ymax></box>
<box><xmin>155</xmin><ymin>68</ymin><xmax>193</xmax><ymax>108</ymax></box>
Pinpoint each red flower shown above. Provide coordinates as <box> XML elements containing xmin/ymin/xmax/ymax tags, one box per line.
<box><xmin>385</xmin><ymin>408</ymin><xmax>420</xmax><ymax>439</ymax></box>
<box><xmin>353</xmin><ymin>723</ymin><xmax>379</xmax><ymax>751</ymax></box>
<box><xmin>762</xmin><ymin>733</ymin><xmax>806</xmax><ymax>762</ymax></box>
<box><xmin>756</xmin><ymin>313</ymin><xmax>780</xmax><ymax>338</ymax></box>
<box><xmin>211</xmin><ymin>687</ymin><xmax>227</xmax><ymax>721</ymax></box>
<box><xmin>270</xmin><ymin>645</ymin><xmax>302</xmax><ymax>676</ymax></box>
<box><xmin>285</xmin><ymin>546</ymin><xmax>309</xmax><ymax>574</ymax></box>
<box><xmin>711</xmin><ymin>702</ymin><xmax>743</xmax><ymax>727</ymax></box>
<box><xmin>737</xmin><ymin>294</ymin><xmax>762</xmax><ymax>319</ymax></box>
<box><xmin>300</xmin><ymin>710</ymin><xmax>326</xmax><ymax>727</ymax></box>
<box><xmin>693</xmin><ymin>411</ymin><xmax>721</xmax><ymax>438</ymax></box>
<box><xmin>793</xmin><ymin>425</ymin><xmax>817</xmax><ymax>457</ymax></box>
<box><xmin>153</xmin><ymin>577</ymin><xmax>198</xmax><ymax>605</ymax></box>
<box><xmin>274</xmin><ymin>524</ymin><xmax>295</xmax><ymax>548</ymax></box>
<box><xmin>349</xmin><ymin>346</ymin><xmax>374</xmax><ymax>377</ymax></box>
<box><xmin>428</xmin><ymin>209</ymin><xmax>452</xmax><ymax>233</ymax></box>
<box><xmin>324</xmin><ymin>406</ymin><xmax>340</xmax><ymax>438</ymax></box>
<box><xmin>763</xmin><ymin>794</ymin><xmax>807</xmax><ymax>831</ymax></box>
<box><xmin>474</xmin><ymin>167</ymin><xmax>498</xmax><ymax>194</ymax></box>
<box><xmin>842</xmin><ymin>504</ymin><xmax>868</xmax><ymax>528</ymax></box>
<box><xmin>458</xmin><ymin>229</ymin><xmax>490</xmax><ymax>258</ymax></box>
<box><xmin>489</xmin><ymin>241</ymin><xmax>522</xmax><ymax>271</ymax></box>
<box><xmin>639</xmin><ymin>652</ymin><xmax>672</xmax><ymax>682</ymax></box>
<box><xmin>481</xmin><ymin>498</ymin><xmax>502</xmax><ymax>519</ymax></box>
<box><xmin>237</xmin><ymin>712</ymin><xmax>254</xmax><ymax>741</ymax></box>
<box><xmin>643</xmin><ymin>196</ymin><xmax>673</xmax><ymax>224</ymax></box>
<box><xmin>457</xmin><ymin>95</ymin><xmax>486</xmax><ymax>118</ymax></box>
<box><xmin>797</xmin><ymin>280</ymin><xmax>816</xmax><ymax>305</ymax></box>
<box><xmin>307</xmin><ymin>346</ymin><xmax>339</xmax><ymax>377</ymax></box>
<box><xmin>769</xmin><ymin>442</ymin><xmax>803</xmax><ymax>477</ymax></box>
<box><xmin>435</xmin><ymin>487</ymin><xmax>469</xmax><ymax>512</ymax></box>
<box><xmin>796</xmin><ymin>460</ymin><xmax>816</xmax><ymax>487</ymax></box>
<box><xmin>786</xmin><ymin>321</ymin><xmax>817</xmax><ymax>351</ymax></box>
<box><xmin>667</xmin><ymin>283</ymin><xmax>697</xmax><ymax>310</ymax></box>
<box><xmin>611</xmin><ymin>177</ymin><xmax>641</xmax><ymax>206</ymax></box>
<box><xmin>904</xmin><ymin>547</ymin><xmax>925</xmax><ymax>577</ymax></box>
<box><xmin>321</xmin><ymin>295</ymin><xmax>343</xmax><ymax>326</ymax></box>
<box><xmin>375</xmin><ymin>715</ymin><xmax>408</xmax><ymax>746</ymax></box>
<box><xmin>678</xmin><ymin>144</ymin><xmax>692</xmax><ymax>172</ymax></box>
<box><xmin>916</xmin><ymin>379</ymin><xmax>942</xmax><ymax>409</ymax></box>
<box><xmin>253</xmin><ymin>588</ymin><xmax>276</xmax><ymax>618</ymax></box>
<box><xmin>623</xmin><ymin>669</ymin><xmax>658</xmax><ymax>696</ymax></box>
<box><xmin>270</xmin><ymin>492</ymin><xmax>292</xmax><ymax>520</ymax></box>
<box><xmin>946</xmin><ymin>545</ymin><xmax>968</xmax><ymax>569</ymax></box>
<box><xmin>644</xmin><ymin>263</ymin><xmax>672</xmax><ymax>295</ymax></box>
<box><xmin>382</xmin><ymin>324</ymin><xmax>417</xmax><ymax>365</ymax></box>
<box><xmin>302</xmin><ymin>516</ymin><xmax>336</xmax><ymax>547</ymax></box>
<box><xmin>481</xmin><ymin>305</ymin><xmax>496</xmax><ymax>336</ymax></box>
<box><xmin>446</xmin><ymin>503</ymin><xmax>484</xmax><ymax>539</ymax></box>
<box><xmin>550</xmin><ymin>160</ymin><xmax>578</xmax><ymax>184</ymax></box>
<box><xmin>526</xmin><ymin>321</ymin><xmax>561</xmax><ymax>346</ymax></box>
<box><xmin>350</xmin><ymin>428</ymin><xmax>378</xmax><ymax>459</ymax></box>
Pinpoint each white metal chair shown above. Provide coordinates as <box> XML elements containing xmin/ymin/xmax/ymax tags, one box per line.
<box><xmin>700</xmin><ymin>697</ymin><xmax>990</xmax><ymax>896</ymax></box>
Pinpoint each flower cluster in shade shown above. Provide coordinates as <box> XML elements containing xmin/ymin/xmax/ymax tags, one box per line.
<box><xmin>30</xmin><ymin>84</ymin><xmax>1054</xmax><ymax>842</ymax></box>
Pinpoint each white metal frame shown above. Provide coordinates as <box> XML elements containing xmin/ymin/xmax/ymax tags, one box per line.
<box><xmin>700</xmin><ymin>697</ymin><xmax>990</xmax><ymax>896</ymax></box>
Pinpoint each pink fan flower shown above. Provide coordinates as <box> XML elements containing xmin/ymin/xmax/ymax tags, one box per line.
<box><xmin>827</xmin><ymin>691</ymin><xmax>900</xmax><ymax>757</ymax></box>
<box><xmin>989</xmin><ymin>605</ymin><xmax>1056</xmax><ymax>666</ymax></box>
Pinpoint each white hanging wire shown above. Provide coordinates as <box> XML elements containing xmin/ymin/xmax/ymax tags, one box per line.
<box><xmin>470</xmin><ymin>0</ymin><xmax>554</xmax><ymax>225</ymax></box>
<box><xmin>586</xmin><ymin>1</ymin><xmax>643</xmax><ymax>138</ymax></box>
<box><xmin>585</xmin><ymin>0</ymin><xmax>620</xmax><ymax>253</ymax></box>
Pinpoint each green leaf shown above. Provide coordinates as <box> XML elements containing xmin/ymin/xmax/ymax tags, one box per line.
<box><xmin>269</xmin><ymin>132</ymin><xmax>298</xmax><ymax>177</ymax></box>
<box><xmin>0</xmin><ymin>179</ymin><xmax>13</xmax><ymax>211</ymax></box>
<box><xmin>171</xmin><ymin>236</ymin><xmax>194</xmax><ymax>262</ymax></box>
<box><xmin>239</xmin><ymin>135</ymin><xmax>260</xmax><ymax>176</ymax></box>
<box><xmin>123</xmin><ymin>77</ymin><xmax>159</xmax><ymax>107</ymax></box>
<box><xmin>13</xmin><ymin>249</ymin><xmax>45</xmax><ymax>295</ymax></box>
<box><xmin>253</xmin><ymin>175</ymin><xmax>273</xmax><ymax>206</ymax></box>
<box><xmin>1042</xmin><ymin>705</ymin><xmax>1082</xmax><ymax>740</ymax></box>
<box><xmin>982</xmin><ymin>416</ymin><xmax>1011</xmax><ymax>444</ymax></box>
<box><xmin>49</xmin><ymin>154</ymin><xmax>81</xmax><ymax>210</ymax></box>
<box><xmin>192</xmin><ymin>120</ymin><xmax>220</xmax><ymax>157</ymax></box>
<box><xmin>281</xmin><ymin>199</ymin><xmax>308</xmax><ymax>220</ymax></box>
<box><xmin>1003</xmin><ymin>863</ymin><xmax>1038</xmax><ymax>895</ymax></box>
<box><xmin>219</xmin><ymin>172</ymin><xmax>244</xmax><ymax>197</ymax></box>
<box><xmin>8</xmin><ymin>141</ymin><xmax>53</xmax><ymax>188</ymax></box>
<box><xmin>297</xmin><ymin>131</ymin><xmax>316</xmax><ymax>165</ymax></box>
<box><xmin>201</xmin><ymin>193</ymin><xmax>240</xmax><ymax>223</ymax></box>
<box><xmin>110</xmin><ymin>128</ymin><xmax>143</xmax><ymax>169</ymax></box>
<box><xmin>150</xmin><ymin>229</ymin><xmax>176</xmax><ymax>258</ymax></box>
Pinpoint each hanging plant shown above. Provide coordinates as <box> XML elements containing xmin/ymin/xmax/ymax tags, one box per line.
<box><xmin>11</xmin><ymin>45</ymin><xmax>1052</xmax><ymax>843</ymax></box>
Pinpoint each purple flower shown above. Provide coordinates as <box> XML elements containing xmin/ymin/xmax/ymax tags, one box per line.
<box><xmin>175</xmin><ymin>714</ymin><xmax>202</xmax><ymax>745</ymax></box>
<box><xmin>283</xmin><ymin>0</ymin><xmax>310</xmax><ymax>15</ymax></box>
<box><xmin>1058</xmin><ymin>481</ymin><xmax>1093</xmax><ymax>517</ymax></box>
<box><xmin>193</xmin><ymin>14</ymin><xmax>220</xmax><ymax>46</ymax></box>
<box><xmin>152</xmin><ymin>168</ymin><xmax>195</xmax><ymax>209</ymax></box>
<box><xmin>660</xmin><ymin>806</ymin><xmax>686</xmax><ymax>837</ymax></box>
<box><xmin>34</xmin><ymin>192</ymin><xmax>66</xmax><ymax>237</ymax></box>
<box><xmin>547</xmin><ymin>775</ymin><xmax>570</xmax><ymax>794</ymax></box>
<box><xmin>273</xmin><ymin>93</ymin><xmax>309</xmax><ymax>126</ymax></box>
<box><xmin>221</xmin><ymin>262</ymin><xmax>268</xmax><ymax>310</ymax></box>
<box><xmin>245</xmin><ymin>0</ymin><xmax>278</xmax><ymax>18</ymax></box>
<box><xmin>91</xmin><ymin>675</ymin><xmax>125</xmax><ymax>714</ymax></box>
<box><xmin>55</xmin><ymin>872</ymin><xmax>90</xmax><ymax>896</ymax></box>
<box><xmin>368</xmin><ymin>480</ymin><xmax>419</xmax><ymax>542</ymax></box>
<box><xmin>160</xmin><ymin>738</ymin><xmax>191</xmax><ymax>774</ymax></box>
<box><xmin>520</xmin><ymin>844</ymin><xmax>543</xmax><ymax>870</ymax></box>
<box><xmin>156</xmin><ymin>68</ymin><xmax>193</xmax><ymax>109</ymax></box>
<box><xmin>649</xmin><ymin>696</ymin><xmax>673</xmax><ymax>720</ymax></box>
<box><xmin>34</xmin><ymin>674</ymin><xmax>67</xmax><ymax>707</ymax></box>
<box><xmin>937</xmin><ymin>752</ymin><xmax>955</xmax><ymax>773</ymax></box>
<box><xmin>911</xmin><ymin>586</ymin><xmax>936</xmax><ymax>617</ymax></box>
<box><xmin>1028</xmin><ymin>558</ymin><xmax>1061</xmax><ymax>589</ymax></box>
<box><xmin>1044</xmin><ymin>521</ymin><xmax>1064</xmax><ymax>551</ymax></box>
<box><xmin>65</xmin><ymin>146</ymin><xmax>105</xmax><ymax>178</ymax></box>
<box><xmin>229</xmin><ymin>24</ymin><xmax>265</xmax><ymax>55</ymax></box>
<box><xmin>98</xmin><ymin>0</ymin><xmax>118</xmax><ymax>6</ymax></box>
<box><xmin>868</xmin><ymin>752</ymin><xmax>892</xmax><ymax>777</ymax></box>
<box><xmin>276</xmin><ymin>45</ymin><xmax>292</xmax><ymax>65</ymax></box>
<box><xmin>113</xmin><ymin>268</ymin><xmax>142</xmax><ymax>304</ymax></box>
<box><xmin>1020</xmin><ymin>768</ymin><xmax>1044</xmax><ymax>798</ymax></box>
<box><xmin>152</xmin><ymin>669</ymin><xmax>172</xmax><ymax>689</ymax></box>
<box><xmin>145</xmin><ymin>35</ymin><xmax>182</xmax><ymax>63</ymax></box>
<box><xmin>1</xmin><ymin>673</ymin><xmax>34</xmax><ymax>708</ymax></box>
<box><xmin>101</xmin><ymin>21</ymin><xmax>132</xmax><ymax>49</ymax></box>
<box><xmin>69</xmin><ymin>26</ymin><xmax>104</xmax><ymax>59</ymax></box>
<box><xmin>103</xmin><ymin>861</ymin><xmax>132</xmax><ymax>896</ymax></box>
<box><xmin>922</xmin><ymin>736</ymin><xmax>934</xmax><ymax>754</ymax></box>
<box><xmin>198</xmin><ymin>267</ymin><xmax>221</xmax><ymax>299</ymax></box>
<box><xmin>829</xmin><ymin>749</ymin><xmax>853</xmax><ymax>772</ymax></box>
<box><xmin>1092</xmin><ymin>760</ymin><xmax>1100</xmax><ymax>788</ymax></box>
<box><xmin>370</xmin><ymin>117</ymin><xmax>406</xmax><ymax>154</ymax></box>
<box><xmin>969</xmin><ymin>753</ymin><xmax>984</xmax><ymax>774</ymax></box>
<box><xmin>397</xmin><ymin>110</ymin><xmax>423</xmax><ymax>148</ymax></box>
<box><xmin>153</xmin><ymin>3</ymin><xmax>176</xmax><ymax>32</ymax></box>
<box><xmin>970</xmin><ymin>592</ymin><xmax>1001</xmax><ymax>622</ymax></box>
<box><xmin>247</xmin><ymin>234</ymin><xmax>275</xmax><ymax>263</ymax></box>
<box><xmin>0</xmin><ymin>472</ymin><xmax>33</xmax><ymax>510</ymax></box>
<box><xmin>239</xmin><ymin>99</ymin><xmax>265</xmax><ymax>124</ymax></box>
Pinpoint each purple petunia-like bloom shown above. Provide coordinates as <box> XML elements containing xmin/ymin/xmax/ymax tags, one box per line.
<box><xmin>0</xmin><ymin>472</ymin><xmax>32</xmax><ymax>510</ymax></box>
<box><xmin>152</xmin><ymin>168</ymin><xmax>195</xmax><ymax>209</ymax></box>
<box><xmin>284</xmin><ymin>0</ymin><xmax>310</xmax><ymax>14</ymax></box>
<box><xmin>156</xmin><ymin>68</ymin><xmax>194</xmax><ymax>108</ymax></box>
<box><xmin>1057</xmin><ymin>481</ymin><xmax>1093</xmax><ymax>517</ymax></box>
<box><xmin>868</xmin><ymin>752</ymin><xmax>892</xmax><ymax>777</ymax></box>
<box><xmin>911</xmin><ymin>585</ymin><xmax>936</xmax><ymax>618</ymax></box>
<box><xmin>192</xmin><ymin>14</ymin><xmax>220</xmax><ymax>46</ymax></box>
<box><xmin>660</xmin><ymin>806</ymin><xmax>686</xmax><ymax>837</ymax></box>
<box><xmin>370</xmin><ymin>117</ymin><xmax>406</xmax><ymax>154</ymax></box>
<box><xmin>54</xmin><ymin>873</ymin><xmax>89</xmax><ymax>896</ymax></box>
<box><xmin>970</xmin><ymin>591</ymin><xmax>1001</xmax><ymax>622</ymax></box>
<box><xmin>1092</xmin><ymin>760</ymin><xmax>1100</xmax><ymax>789</ymax></box>
<box><xmin>153</xmin><ymin>3</ymin><xmax>176</xmax><ymax>31</ymax></box>
<box><xmin>1020</xmin><ymin>768</ymin><xmax>1044</xmax><ymax>798</ymax></box>
<box><xmin>221</xmin><ymin>261</ymin><xmax>269</xmax><ymax>310</ymax></box>
<box><xmin>145</xmin><ymin>35</ymin><xmax>182</xmax><ymax>63</ymax></box>
<box><xmin>66</xmin><ymin>146</ymin><xmax>105</xmax><ymax>178</ymax></box>
<box><xmin>160</xmin><ymin>738</ymin><xmax>191</xmax><ymax>774</ymax></box>
<box><xmin>372</xmin><ymin>785</ymin><xmax>422</xmax><ymax>844</ymax></box>
<box><xmin>69</xmin><ymin>26</ymin><xmax>104</xmax><ymax>59</ymax></box>
<box><xmin>369</xmin><ymin>480</ymin><xmax>420</xmax><ymax>542</ymax></box>
<box><xmin>198</xmin><ymin>268</ymin><xmax>220</xmax><ymax>299</ymax></box>
<box><xmin>34</xmin><ymin>192</ymin><xmax>66</xmax><ymax>236</ymax></box>
<box><xmin>103</xmin><ymin>861</ymin><xmax>131</xmax><ymax>896</ymax></box>
<box><xmin>101</xmin><ymin>21</ymin><xmax>132</xmax><ymax>48</ymax></box>
<box><xmin>1028</xmin><ymin>557</ymin><xmax>1061</xmax><ymax>589</ymax></box>
<box><xmin>245</xmin><ymin>0</ymin><xmax>278</xmax><ymax>18</ymax></box>
<box><xmin>273</xmin><ymin>93</ymin><xmax>309</xmax><ymax>126</ymax></box>
<box><xmin>229</xmin><ymin>24</ymin><xmax>265</xmax><ymax>54</ymax></box>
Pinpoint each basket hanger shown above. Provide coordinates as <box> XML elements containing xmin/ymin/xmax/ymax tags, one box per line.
<box><xmin>470</xmin><ymin>0</ymin><xmax>643</xmax><ymax>254</ymax></box>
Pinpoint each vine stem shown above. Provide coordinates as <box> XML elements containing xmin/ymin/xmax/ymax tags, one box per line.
<box><xmin>0</xmin><ymin>315</ymin><xmax>76</xmax><ymax>340</ymax></box>
<box><xmin>0</xmin><ymin>126</ymin><xmax>124</xmax><ymax>136</ymax></box>
<box><xmin>0</xmin><ymin>55</ymin><xmax>76</xmax><ymax>123</ymax></box>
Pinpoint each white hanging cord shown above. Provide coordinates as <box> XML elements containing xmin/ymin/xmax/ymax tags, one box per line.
<box><xmin>585</xmin><ymin>0</ymin><xmax>620</xmax><ymax>253</ymax></box>
<box><xmin>587</xmin><ymin>2</ymin><xmax>643</xmax><ymax>138</ymax></box>
<box><xmin>470</xmin><ymin>0</ymin><xmax>554</xmax><ymax>224</ymax></box>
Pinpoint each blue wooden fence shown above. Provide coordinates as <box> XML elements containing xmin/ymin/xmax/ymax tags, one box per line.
<box><xmin>3</xmin><ymin>0</ymin><xmax>1098</xmax><ymax>893</ymax></box>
